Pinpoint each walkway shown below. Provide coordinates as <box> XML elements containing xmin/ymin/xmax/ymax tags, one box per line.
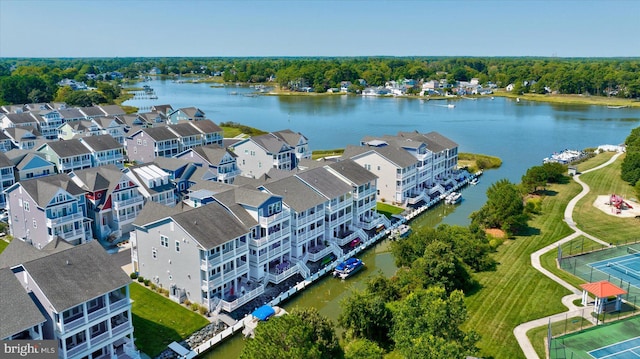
<box><xmin>514</xmin><ymin>152</ymin><xmax>623</xmax><ymax>359</ymax></box>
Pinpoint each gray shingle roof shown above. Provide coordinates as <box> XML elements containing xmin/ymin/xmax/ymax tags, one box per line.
<box><xmin>80</xmin><ymin>134</ymin><xmax>123</xmax><ymax>152</ymax></box>
<box><xmin>18</xmin><ymin>173</ymin><xmax>86</xmax><ymax>207</ymax></box>
<box><xmin>71</xmin><ymin>164</ymin><xmax>124</xmax><ymax>193</ymax></box>
<box><xmin>14</xmin><ymin>152</ymin><xmax>53</xmax><ymax>171</ymax></box>
<box><xmin>21</xmin><ymin>241</ymin><xmax>132</xmax><ymax>312</ymax></box>
<box><xmin>208</xmin><ymin>189</ymin><xmax>259</xmax><ymax>228</ymax></box>
<box><xmin>272</xmin><ymin>129</ymin><xmax>307</xmax><ymax>147</ymax></box>
<box><xmin>295</xmin><ymin>166</ymin><xmax>351</xmax><ymax>199</ymax></box>
<box><xmin>4</xmin><ymin>127</ymin><xmax>41</xmax><ymax>140</ymax></box>
<box><xmin>0</xmin><ymin>237</ymin><xmax>73</xmax><ymax>269</ymax></box>
<box><xmin>133</xmin><ymin>201</ymin><xmax>187</xmax><ymax>227</ymax></box>
<box><xmin>79</xmin><ymin>106</ymin><xmax>106</xmax><ymax>117</ymax></box>
<box><xmin>142</xmin><ymin>127</ymin><xmax>179</xmax><ymax>141</ymax></box>
<box><xmin>92</xmin><ymin>116</ymin><xmax>124</xmax><ymax>129</ymax></box>
<box><xmin>43</xmin><ymin>139</ymin><xmax>91</xmax><ymax>158</ymax></box>
<box><xmin>169</xmin><ymin>122</ymin><xmax>202</xmax><ymax>137</ymax></box>
<box><xmin>99</xmin><ymin>105</ymin><xmax>125</xmax><ymax>116</ymax></box>
<box><xmin>3</xmin><ymin>113</ymin><xmax>39</xmax><ymax>124</ymax></box>
<box><xmin>58</xmin><ymin>108</ymin><xmax>84</xmax><ymax>120</ymax></box>
<box><xmin>327</xmin><ymin>158</ymin><xmax>378</xmax><ymax>185</ymax></box>
<box><xmin>0</xmin><ymin>151</ymin><xmax>12</xmax><ymax>168</ymax></box>
<box><xmin>0</xmin><ymin>268</ymin><xmax>46</xmax><ymax>339</ymax></box>
<box><xmin>261</xmin><ymin>176</ymin><xmax>326</xmax><ymax>212</ymax></box>
<box><xmin>190</xmin><ymin>144</ymin><xmax>234</xmax><ymax>165</ymax></box>
<box><xmin>396</xmin><ymin>131</ymin><xmax>458</xmax><ymax>152</ymax></box>
<box><xmin>189</xmin><ymin>120</ymin><xmax>222</xmax><ymax>134</ymax></box>
<box><xmin>151</xmin><ymin>105</ymin><xmax>174</xmax><ymax>115</ymax></box>
<box><xmin>251</xmin><ymin>134</ymin><xmax>292</xmax><ymax>154</ymax></box>
<box><xmin>343</xmin><ymin>144</ymin><xmax>417</xmax><ymax>169</ymax></box>
<box><xmin>172</xmin><ymin>202</ymin><xmax>248</xmax><ymax>249</ymax></box>
<box><xmin>62</xmin><ymin>120</ymin><xmax>94</xmax><ymax>131</ymax></box>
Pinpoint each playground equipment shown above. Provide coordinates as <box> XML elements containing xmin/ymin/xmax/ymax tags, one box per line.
<box><xmin>609</xmin><ymin>194</ymin><xmax>634</xmax><ymax>214</ymax></box>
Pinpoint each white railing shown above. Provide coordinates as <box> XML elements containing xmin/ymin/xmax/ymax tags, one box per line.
<box><xmin>110</xmin><ymin>297</ymin><xmax>130</xmax><ymax>312</ymax></box>
<box><xmin>89</xmin><ymin>330</ymin><xmax>110</xmax><ymax>347</ymax></box>
<box><xmin>295</xmin><ymin>211</ymin><xmax>322</xmax><ymax>226</ymax></box>
<box><xmin>200</xmin><ymin>255</ymin><xmax>223</xmax><ymax>270</ymax></box>
<box><xmin>111</xmin><ymin>322</ymin><xmax>131</xmax><ymax>337</ymax></box>
<box><xmin>87</xmin><ymin>306</ymin><xmax>108</xmax><ymax>322</ymax></box>
<box><xmin>219</xmin><ymin>285</ymin><xmax>265</xmax><ymax>313</ymax></box>
<box><xmin>46</xmin><ymin>212</ymin><xmax>83</xmax><ymax>227</ymax></box>
<box><xmin>113</xmin><ymin>196</ymin><xmax>143</xmax><ymax>210</ymax></box>
<box><xmin>57</xmin><ymin>315</ymin><xmax>85</xmax><ymax>334</ymax></box>
<box><xmin>308</xmin><ymin>246</ymin><xmax>333</xmax><ymax>262</ymax></box>
<box><xmin>267</xmin><ymin>265</ymin><xmax>299</xmax><ymax>284</ymax></box>
<box><xmin>65</xmin><ymin>341</ymin><xmax>88</xmax><ymax>357</ymax></box>
<box><xmin>259</xmin><ymin>208</ymin><xmax>290</xmax><ymax>227</ymax></box>
<box><xmin>333</xmin><ymin>231</ymin><xmax>359</xmax><ymax>246</ymax></box>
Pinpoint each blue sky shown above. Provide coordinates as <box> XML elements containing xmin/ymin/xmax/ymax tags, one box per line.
<box><xmin>1</xmin><ymin>0</ymin><xmax>638</xmax><ymax>58</ymax></box>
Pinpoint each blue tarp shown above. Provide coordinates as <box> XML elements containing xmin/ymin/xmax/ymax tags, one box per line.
<box><xmin>252</xmin><ymin>305</ymin><xmax>275</xmax><ymax>321</ymax></box>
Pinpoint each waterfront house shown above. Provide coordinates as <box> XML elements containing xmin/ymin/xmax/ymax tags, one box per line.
<box><xmin>168</xmin><ymin>122</ymin><xmax>203</xmax><ymax>151</ymax></box>
<box><xmin>125</xmin><ymin>127</ymin><xmax>180</xmax><ymax>164</ymax></box>
<box><xmin>131</xmin><ymin>200</ymin><xmax>251</xmax><ymax>312</ymax></box>
<box><xmin>3</xmin><ymin>127</ymin><xmax>43</xmax><ymax>150</ymax></box>
<box><xmin>136</xmin><ymin>112</ymin><xmax>166</xmax><ymax>128</ymax></box>
<box><xmin>0</xmin><ymin>151</ymin><xmax>15</xmax><ymax>208</ymax></box>
<box><xmin>37</xmin><ymin>139</ymin><xmax>93</xmax><ymax>173</ymax></box>
<box><xmin>150</xmin><ymin>104</ymin><xmax>174</xmax><ymax>117</ymax></box>
<box><xmin>1</xmin><ymin>241</ymin><xmax>139</xmax><ymax>359</ymax></box>
<box><xmin>188</xmin><ymin>120</ymin><xmax>223</xmax><ymax>146</ymax></box>
<box><xmin>70</xmin><ymin>165</ymin><xmax>144</xmax><ymax>242</ymax></box>
<box><xmin>0</xmin><ymin>268</ymin><xmax>46</xmax><ymax>340</ymax></box>
<box><xmin>4</xmin><ymin>173</ymin><xmax>93</xmax><ymax>248</ymax></box>
<box><xmin>175</xmin><ymin>144</ymin><xmax>240</xmax><ymax>183</ymax></box>
<box><xmin>272</xmin><ymin>129</ymin><xmax>311</xmax><ymax>164</ymax></box>
<box><xmin>4</xmin><ymin>149</ymin><xmax>55</xmax><ymax>181</ymax></box>
<box><xmin>167</xmin><ymin>107</ymin><xmax>206</xmax><ymax>124</ymax></box>
<box><xmin>80</xmin><ymin>134</ymin><xmax>125</xmax><ymax>169</ymax></box>
<box><xmin>232</xmin><ymin>133</ymin><xmax>296</xmax><ymax>178</ymax></box>
<box><xmin>123</xmin><ymin>163</ymin><xmax>176</xmax><ymax>207</ymax></box>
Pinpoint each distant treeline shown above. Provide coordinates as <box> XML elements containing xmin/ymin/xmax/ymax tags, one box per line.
<box><xmin>1</xmin><ymin>57</ymin><xmax>639</xmax><ymax>105</ymax></box>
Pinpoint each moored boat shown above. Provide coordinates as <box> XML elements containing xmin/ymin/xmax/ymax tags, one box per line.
<box><xmin>469</xmin><ymin>177</ymin><xmax>479</xmax><ymax>186</ymax></box>
<box><xmin>445</xmin><ymin>192</ymin><xmax>462</xmax><ymax>204</ymax></box>
<box><xmin>390</xmin><ymin>224</ymin><xmax>412</xmax><ymax>240</ymax></box>
<box><xmin>333</xmin><ymin>257</ymin><xmax>364</xmax><ymax>279</ymax></box>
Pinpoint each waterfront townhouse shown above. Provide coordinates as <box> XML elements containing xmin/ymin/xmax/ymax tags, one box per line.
<box><xmin>70</xmin><ymin>165</ymin><xmax>144</xmax><ymax>242</ymax></box>
<box><xmin>344</xmin><ymin>143</ymin><xmax>418</xmax><ymax>206</ymax></box>
<box><xmin>0</xmin><ymin>268</ymin><xmax>46</xmax><ymax>340</ymax></box>
<box><xmin>168</xmin><ymin>122</ymin><xmax>203</xmax><ymax>151</ymax></box>
<box><xmin>5</xmin><ymin>149</ymin><xmax>55</xmax><ymax>180</ymax></box>
<box><xmin>92</xmin><ymin>116</ymin><xmax>126</xmax><ymax>144</ymax></box>
<box><xmin>58</xmin><ymin>120</ymin><xmax>100</xmax><ymax>140</ymax></box>
<box><xmin>212</xmin><ymin>186</ymin><xmax>300</xmax><ymax>287</ymax></box>
<box><xmin>296</xmin><ymin>166</ymin><xmax>367</xmax><ymax>247</ymax></box>
<box><xmin>150</xmin><ymin>104</ymin><xmax>174</xmax><ymax>117</ymax></box>
<box><xmin>0</xmin><ymin>131</ymin><xmax>12</xmax><ymax>152</ymax></box>
<box><xmin>99</xmin><ymin>105</ymin><xmax>126</xmax><ymax>117</ymax></box>
<box><xmin>131</xmin><ymin>200</ymin><xmax>251</xmax><ymax>313</ymax></box>
<box><xmin>3</xmin><ymin>127</ymin><xmax>43</xmax><ymax>150</ymax></box>
<box><xmin>272</xmin><ymin>129</ymin><xmax>312</xmax><ymax>164</ymax></box>
<box><xmin>0</xmin><ymin>152</ymin><xmax>15</xmax><ymax>208</ymax></box>
<box><xmin>35</xmin><ymin>108</ymin><xmax>64</xmax><ymax>140</ymax></box>
<box><xmin>136</xmin><ymin>112</ymin><xmax>165</xmax><ymax>128</ymax></box>
<box><xmin>232</xmin><ymin>133</ymin><xmax>296</xmax><ymax>178</ymax></box>
<box><xmin>2</xmin><ymin>241</ymin><xmax>139</xmax><ymax>359</ymax></box>
<box><xmin>419</xmin><ymin>131</ymin><xmax>459</xmax><ymax>181</ymax></box>
<box><xmin>125</xmin><ymin>127</ymin><xmax>180</xmax><ymax>163</ymax></box>
<box><xmin>325</xmin><ymin>159</ymin><xmax>390</xmax><ymax>232</ymax></box>
<box><xmin>80</xmin><ymin>134</ymin><xmax>125</xmax><ymax>169</ymax></box>
<box><xmin>123</xmin><ymin>163</ymin><xmax>176</xmax><ymax>207</ymax></box>
<box><xmin>175</xmin><ymin>144</ymin><xmax>240</xmax><ymax>183</ymax></box>
<box><xmin>1</xmin><ymin>112</ymin><xmax>40</xmax><ymax>129</ymax></box>
<box><xmin>259</xmin><ymin>175</ymin><xmax>328</xmax><ymax>267</ymax></box>
<box><xmin>5</xmin><ymin>173</ymin><xmax>92</xmax><ymax>248</ymax></box>
<box><xmin>37</xmin><ymin>139</ymin><xmax>93</xmax><ymax>173</ymax></box>
<box><xmin>167</xmin><ymin>107</ymin><xmax>206</xmax><ymax>124</ymax></box>
<box><xmin>58</xmin><ymin>108</ymin><xmax>86</xmax><ymax>123</ymax></box>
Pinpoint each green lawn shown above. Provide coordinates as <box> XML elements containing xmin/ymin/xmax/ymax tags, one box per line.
<box><xmin>376</xmin><ymin>202</ymin><xmax>404</xmax><ymax>218</ymax></box>
<box><xmin>573</xmin><ymin>154</ymin><xmax>640</xmax><ymax>245</ymax></box>
<box><xmin>464</xmin><ymin>179</ymin><xmax>583</xmax><ymax>359</ymax></box>
<box><xmin>0</xmin><ymin>239</ymin><xmax>8</xmax><ymax>254</ymax></box>
<box><xmin>527</xmin><ymin>316</ymin><xmax>593</xmax><ymax>358</ymax></box>
<box><xmin>575</xmin><ymin>151</ymin><xmax>616</xmax><ymax>173</ymax></box>
<box><xmin>130</xmin><ymin>284</ymin><xmax>209</xmax><ymax>357</ymax></box>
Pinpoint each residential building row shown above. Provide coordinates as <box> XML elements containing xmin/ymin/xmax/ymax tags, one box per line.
<box><xmin>0</xmin><ymin>240</ymin><xmax>139</xmax><ymax>359</ymax></box>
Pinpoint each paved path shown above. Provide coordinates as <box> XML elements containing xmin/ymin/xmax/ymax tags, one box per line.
<box><xmin>514</xmin><ymin>152</ymin><xmax>623</xmax><ymax>359</ymax></box>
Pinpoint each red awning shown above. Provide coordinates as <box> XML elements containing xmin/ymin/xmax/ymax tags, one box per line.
<box><xmin>580</xmin><ymin>280</ymin><xmax>627</xmax><ymax>298</ymax></box>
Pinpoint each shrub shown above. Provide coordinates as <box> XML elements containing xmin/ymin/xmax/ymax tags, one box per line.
<box><xmin>130</xmin><ymin>272</ymin><xmax>138</xmax><ymax>280</ymax></box>
<box><xmin>143</xmin><ymin>279</ymin><xmax>150</xmax><ymax>286</ymax></box>
<box><xmin>198</xmin><ymin>305</ymin><xmax>208</xmax><ymax>316</ymax></box>
<box><xmin>137</xmin><ymin>276</ymin><xmax>144</xmax><ymax>283</ymax></box>
<box><xmin>190</xmin><ymin>303</ymin><xmax>199</xmax><ymax>311</ymax></box>
<box><xmin>184</xmin><ymin>299</ymin><xmax>191</xmax><ymax>307</ymax></box>
<box><xmin>149</xmin><ymin>283</ymin><xmax>157</xmax><ymax>291</ymax></box>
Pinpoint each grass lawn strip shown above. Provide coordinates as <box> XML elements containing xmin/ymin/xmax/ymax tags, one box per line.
<box><xmin>376</xmin><ymin>202</ymin><xmax>404</xmax><ymax>219</ymax></box>
<box><xmin>130</xmin><ymin>284</ymin><xmax>209</xmax><ymax>357</ymax></box>
<box><xmin>527</xmin><ymin>316</ymin><xmax>593</xmax><ymax>358</ymax></box>
<box><xmin>464</xmin><ymin>179</ymin><xmax>582</xmax><ymax>358</ymax></box>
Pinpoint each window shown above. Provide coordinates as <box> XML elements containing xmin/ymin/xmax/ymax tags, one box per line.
<box><xmin>33</xmin><ymin>219</ymin><xmax>37</xmax><ymax>228</ymax></box>
<box><xmin>152</xmin><ymin>247</ymin><xmax>157</xmax><ymax>259</ymax></box>
<box><xmin>24</xmin><ymin>201</ymin><xmax>30</xmax><ymax>212</ymax></box>
<box><xmin>143</xmin><ymin>140</ymin><xmax>147</xmax><ymax>146</ymax></box>
<box><xmin>175</xmin><ymin>240</ymin><xmax>180</xmax><ymax>253</ymax></box>
<box><xmin>160</xmin><ymin>235</ymin><xmax>168</xmax><ymax>247</ymax></box>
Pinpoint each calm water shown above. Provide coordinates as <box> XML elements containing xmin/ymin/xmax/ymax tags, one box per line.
<box><xmin>124</xmin><ymin>81</ymin><xmax>640</xmax><ymax>357</ymax></box>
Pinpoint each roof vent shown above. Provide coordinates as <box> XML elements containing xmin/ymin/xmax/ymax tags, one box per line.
<box><xmin>66</xmin><ymin>260</ymin><xmax>70</xmax><ymax>265</ymax></box>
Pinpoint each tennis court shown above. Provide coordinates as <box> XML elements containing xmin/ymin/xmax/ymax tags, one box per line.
<box><xmin>588</xmin><ymin>337</ymin><xmax>640</xmax><ymax>358</ymax></box>
<box><xmin>590</xmin><ymin>251</ymin><xmax>640</xmax><ymax>289</ymax></box>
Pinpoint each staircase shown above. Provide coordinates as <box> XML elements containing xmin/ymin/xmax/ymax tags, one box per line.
<box><xmin>330</xmin><ymin>242</ymin><xmax>343</xmax><ymax>258</ymax></box>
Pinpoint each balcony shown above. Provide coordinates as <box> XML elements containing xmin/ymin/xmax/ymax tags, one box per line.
<box><xmin>56</xmin><ymin>315</ymin><xmax>85</xmax><ymax>334</ymax></box>
<box><xmin>87</xmin><ymin>305</ymin><xmax>108</xmax><ymax>322</ymax></box>
<box><xmin>217</xmin><ymin>168</ymin><xmax>241</xmax><ymax>181</ymax></box>
<box><xmin>259</xmin><ymin>208</ymin><xmax>290</xmax><ymax>227</ymax></box>
<box><xmin>201</xmin><ymin>273</ymin><xmax>222</xmax><ymax>291</ymax></box>
<box><xmin>218</xmin><ymin>285</ymin><xmax>264</xmax><ymax>313</ymax></box>
<box><xmin>111</xmin><ymin>321</ymin><xmax>131</xmax><ymax>337</ymax></box>
<box><xmin>293</xmin><ymin>227</ymin><xmax>322</xmax><ymax>244</ymax></box>
<box><xmin>110</xmin><ymin>297</ymin><xmax>130</xmax><ymax>312</ymax></box>
<box><xmin>266</xmin><ymin>265</ymin><xmax>298</xmax><ymax>284</ymax></box>
<box><xmin>294</xmin><ymin>211</ymin><xmax>322</xmax><ymax>226</ymax></box>
<box><xmin>200</xmin><ymin>254</ymin><xmax>223</xmax><ymax>270</ymax></box>
<box><xmin>46</xmin><ymin>212</ymin><xmax>83</xmax><ymax>227</ymax></box>
<box><xmin>90</xmin><ymin>330</ymin><xmax>111</xmax><ymax>347</ymax></box>
<box><xmin>113</xmin><ymin>196</ymin><xmax>143</xmax><ymax>211</ymax></box>
<box><xmin>65</xmin><ymin>341</ymin><xmax>88</xmax><ymax>358</ymax></box>
<box><xmin>115</xmin><ymin>212</ymin><xmax>137</xmax><ymax>224</ymax></box>
<box><xmin>332</xmin><ymin>230</ymin><xmax>359</xmax><ymax>247</ymax></box>
<box><xmin>60</xmin><ymin>159</ymin><xmax>92</xmax><ymax>171</ymax></box>
<box><xmin>308</xmin><ymin>245</ymin><xmax>332</xmax><ymax>262</ymax></box>
<box><xmin>352</xmin><ymin>187</ymin><xmax>375</xmax><ymax>200</ymax></box>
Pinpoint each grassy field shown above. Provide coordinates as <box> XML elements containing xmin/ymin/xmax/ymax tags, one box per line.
<box><xmin>312</xmin><ymin>148</ymin><xmax>345</xmax><ymax>160</ymax></box>
<box><xmin>494</xmin><ymin>91</ymin><xmax>640</xmax><ymax>108</ymax></box>
<box><xmin>130</xmin><ymin>284</ymin><xmax>209</xmax><ymax>357</ymax></box>
<box><xmin>572</xmin><ymin>154</ymin><xmax>640</xmax><ymax>245</ymax></box>
<box><xmin>458</xmin><ymin>152</ymin><xmax>502</xmax><ymax>173</ymax></box>
<box><xmin>575</xmin><ymin>151</ymin><xmax>616</xmax><ymax>173</ymax></box>
<box><xmin>464</xmin><ymin>178</ymin><xmax>583</xmax><ymax>359</ymax></box>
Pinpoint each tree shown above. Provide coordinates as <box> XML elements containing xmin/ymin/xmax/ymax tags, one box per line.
<box><xmin>240</xmin><ymin>307</ymin><xmax>343</xmax><ymax>359</ymax></box>
<box><xmin>389</xmin><ymin>286</ymin><xmax>479</xmax><ymax>359</ymax></box>
<box><xmin>410</xmin><ymin>241</ymin><xmax>475</xmax><ymax>293</ymax></box>
<box><xmin>343</xmin><ymin>339</ymin><xmax>384</xmax><ymax>359</ymax></box>
<box><xmin>521</xmin><ymin>166</ymin><xmax>548</xmax><ymax>193</ymax></box>
<box><xmin>339</xmin><ymin>290</ymin><xmax>393</xmax><ymax>348</ymax></box>
<box><xmin>471</xmin><ymin>179</ymin><xmax>527</xmax><ymax>235</ymax></box>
